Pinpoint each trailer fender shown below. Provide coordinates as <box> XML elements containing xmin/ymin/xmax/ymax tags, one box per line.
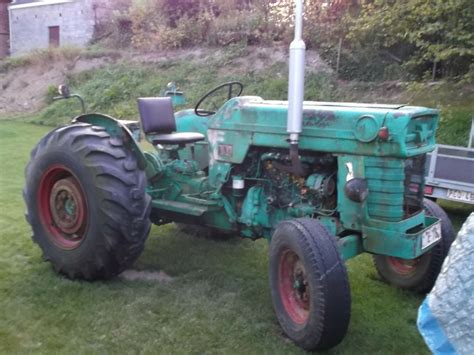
<box><xmin>73</xmin><ymin>113</ymin><xmax>147</xmax><ymax>170</ymax></box>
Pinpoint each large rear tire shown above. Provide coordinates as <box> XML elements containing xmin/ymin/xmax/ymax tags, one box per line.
<box><xmin>373</xmin><ymin>199</ymin><xmax>455</xmax><ymax>293</ymax></box>
<box><xmin>24</xmin><ymin>123</ymin><xmax>151</xmax><ymax>280</ymax></box>
<box><xmin>269</xmin><ymin>218</ymin><xmax>351</xmax><ymax>351</ymax></box>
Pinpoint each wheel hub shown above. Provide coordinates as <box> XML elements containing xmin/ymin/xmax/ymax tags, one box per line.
<box><xmin>38</xmin><ymin>166</ymin><xmax>88</xmax><ymax>250</ymax></box>
<box><xmin>49</xmin><ymin>177</ymin><xmax>85</xmax><ymax>236</ymax></box>
<box><xmin>293</xmin><ymin>261</ymin><xmax>309</xmax><ymax>303</ymax></box>
<box><xmin>279</xmin><ymin>250</ymin><xmax>310</xmax><ymax>324</ymax></box>
<box><xmin>387</xmin><ymin>256</ymin><xmax>420</xmax><ymax>275</ymax></box>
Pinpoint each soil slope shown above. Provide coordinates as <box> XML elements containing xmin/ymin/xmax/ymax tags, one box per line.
<box><xmin>0</xmin><ymin>46</ymin><xmax>331</xmax><ymax>116</ymax></box>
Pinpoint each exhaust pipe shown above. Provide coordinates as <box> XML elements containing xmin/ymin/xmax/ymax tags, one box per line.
<box><xmin>287</xmin><ymin>0</ymin><xmax>306</xmax><ymax>176</ymax></box>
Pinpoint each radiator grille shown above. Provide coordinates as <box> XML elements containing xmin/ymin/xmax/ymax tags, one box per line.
<box><xmin>365</xmin><ymin>157</ymin><xmax>405</xmax><ymax>221</ymax></box>
<box><xmin>365</xmin><ymin>155</ymin><xmax>425</xmax><ymax>221</ymax></box>
<box><xmin>403</xmin><ymin>154</ymin><xmax>426</xmax><ymax>217</ymax></box>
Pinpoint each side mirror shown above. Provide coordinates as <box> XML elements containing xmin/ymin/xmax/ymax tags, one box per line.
<box><xmin>58</xmin><ymin>84</ymin><xmax>70</xmax><ymax>98</ymax></box>
<box><xmin>166</xmin><ymin>82</ymin><xmax>177</xmax><ymax>92</ymax></box>
<box><xmin>164</xmin><ymin>81</ymin><xmax>186</xmax><ymax>107</ymax></box>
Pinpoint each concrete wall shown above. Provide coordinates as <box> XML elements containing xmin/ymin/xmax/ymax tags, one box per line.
<box><xmin>0</xmin><ymin>1</ymin><xmax>10</xmax><ymax>57</ymax></box>
<box><xmin>9</xmin><ymin>0</ymin><xmax>96</xmax><ymax>55</ymax></box>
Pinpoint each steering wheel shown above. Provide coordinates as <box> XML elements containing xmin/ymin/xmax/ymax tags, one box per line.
<box><xmin>194</xmin><ymin>81</ymin><xmax>244</xmax><ymax>117</ymax></box>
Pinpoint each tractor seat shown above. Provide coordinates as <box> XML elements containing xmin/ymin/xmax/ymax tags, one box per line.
<box><xmin>137</xmin><ymin>97</ymin><xmax>205</xmax><ymax>145</ymax></box>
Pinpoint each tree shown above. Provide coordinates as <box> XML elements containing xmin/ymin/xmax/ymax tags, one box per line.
<box><xmin>348</xmin><ymin>0</ymin><xmax>474</xmax><ymax>79</ymax></box>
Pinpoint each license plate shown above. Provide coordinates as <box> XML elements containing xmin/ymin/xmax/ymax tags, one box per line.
<box><xmin>447</xmin><ymin>189</ymin><xmax>474</xmax><ymax>203</ymax></box>
<box><xmin>422</xmin><ymin>222</ymin><xmax>442</xmax><ymax>249</ymax></box>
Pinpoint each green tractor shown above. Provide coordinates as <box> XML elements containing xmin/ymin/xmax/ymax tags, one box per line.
<box><xmin>24</xmin><ymin>1</ymin><xmax>454</xmax><ymax>351</ymax></box>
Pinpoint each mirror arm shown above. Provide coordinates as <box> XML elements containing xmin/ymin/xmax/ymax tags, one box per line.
<box><xmin>73</xmin><ymin>94</ymin><xmax>86</xmax><ymax>114</ymax></box>
<box><xmin>53</xmin><ymin>94</ymin><xmax>86</xmax><ymax>114</ymax></box>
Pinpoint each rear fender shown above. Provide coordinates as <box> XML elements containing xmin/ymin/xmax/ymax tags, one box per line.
<box><xmin>73</xmin><ymin>113</ymin><xmax>147</xmax><ymax>170</ymax></box>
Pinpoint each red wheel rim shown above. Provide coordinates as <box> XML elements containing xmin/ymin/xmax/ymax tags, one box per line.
<box><xmin>38</xmin><ymin>165</ymin><xmax>88</xmax><ymax>250</ymax></box>
<box><xmin>386</xmin><ymin>256</ymin><xmax>420</xmax><ymax>276</ymax></box>
<box><xmin>278</xmin><ymin>249</ymin><xmax>310</xmax><ymax>325</ymax></box>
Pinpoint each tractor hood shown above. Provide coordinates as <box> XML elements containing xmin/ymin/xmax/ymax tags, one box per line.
<box><xmin>206</xmin><ymin>96</ymin><xmax>439</xmax><ymax>164</ymax></box>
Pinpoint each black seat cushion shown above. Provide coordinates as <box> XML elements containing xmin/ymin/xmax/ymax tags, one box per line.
<box><xmin>137</xmin><ymin>97</ymin><xmax>176</xmax><ymax>134</ymax></box>
<box><xmin>151</xmin><ymin>132</ymin><xmax>204</xmax><ymax>145</ymax></box>
<box><xmin>138</xmin><ymin>96</ymin><xmax>205</xmax><ymax>145</ymax></box>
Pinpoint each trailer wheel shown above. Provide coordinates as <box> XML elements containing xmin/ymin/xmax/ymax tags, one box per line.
<box><xmin>269</xmin><ymin>218</ymin><xmax>351</xmax><ymax>351</ymax></box>
<box><xmin>373</xmin><ymin>199</ymin><xmax>455</xmax><ymax>293</ymax></box>
<box><xmin>24</xmin><ymin>123</ymin><xmax>151</xmax><ymax>280</ymax></box>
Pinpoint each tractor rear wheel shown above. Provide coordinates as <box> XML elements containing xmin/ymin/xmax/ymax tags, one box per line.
<box><xmin>373</xmin><ymin>199</ymin><xmax>455</xmax><ymax>293</ymax></box>
<box><xmin>269</xmin><ymin>218</ymin><xmax>351</xmax><ymax>351</ymax></box>
<box><xmin>24</xmin><ymin>123</ymin><xmax>151</xmax><ymax>280</ymax></box>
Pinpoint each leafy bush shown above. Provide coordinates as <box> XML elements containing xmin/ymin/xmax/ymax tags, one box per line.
<box><xmin>348</xmin><ymin>0</ymin><xmax>474</xmax><ymax>80</ymax></box>
<box><xmin>129</xmin><ymin>0</ymin><xmax>290</xmax><ymax>50</ymax></box>
<box><xmin>208</xmin><ymin>9</ymin><xmax>263</xmax><ymax>46</ymax></box>
<box><xmin>6</xmin><ymin>0</ymin><xmax>469</xmax><ymax>83</ymax></box>
<box><xmin>101</xmin><ymin>0</ymin><xmax>472</xmax><ymax>81</ymax></box>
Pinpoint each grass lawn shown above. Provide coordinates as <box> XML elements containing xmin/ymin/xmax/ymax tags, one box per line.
<box><xmin>0</xmin><ymin>121</ymin><xmax>470</xmax><ymax>354</ymax></box>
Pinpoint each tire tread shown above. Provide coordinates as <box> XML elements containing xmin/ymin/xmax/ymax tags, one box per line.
<box><xmin>24</xmin><ymin>123</ymin><xmax>151</xmax><ymax>280</ymax></box>
<box><xmin>269</xmin><ymin>218</ymin><xmax>351</xmax><ymax>351</ymax></box>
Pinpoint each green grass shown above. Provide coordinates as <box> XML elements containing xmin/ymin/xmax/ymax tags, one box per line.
<box><xmin>20</xmin><ymin>58</ymin><xmax>338</xmax><ymax>127</ymax></box>
<box><xmin>1</xmin><ymin>121</ymin><xmax>471</xmax><ymax>354</ymax></box>
<box><xmin>404</xmin><ymin>82</ymin><xmax>474</xmax><ymax>146</ymax></box>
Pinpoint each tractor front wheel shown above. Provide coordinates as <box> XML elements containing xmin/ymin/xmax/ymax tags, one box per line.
<box><xmin>24</xmin><ymin>123</ymin><xmax>151</xmax><ymax>280</ymax></box>
<box><xmin>373</xmin><ymin>199</ymin><xmax>455</xmax><ymax>293</ymax></box>
<box><xmin>269</xmin><ymin>218</ymin><xmax>351</xmax><ymax>351</ymax></box>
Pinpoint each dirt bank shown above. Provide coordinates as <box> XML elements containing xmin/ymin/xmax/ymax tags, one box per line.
<box><xmin>0</xmin><ymin>45</ymin><xmax>331</xmax><ymax>116</ymax></box>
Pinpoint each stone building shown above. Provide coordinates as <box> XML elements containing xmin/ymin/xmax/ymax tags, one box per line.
<box><xmin>0</xmin><ymin>0</ymin><xmax>11</xmax><ymax>57</ymax></box>
<box><xmin>8</xmin><ymin>0</ymin><xmax>128</xmax><ymax>56</ymax></box>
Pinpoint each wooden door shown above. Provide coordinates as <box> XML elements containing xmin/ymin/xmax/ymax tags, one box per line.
<box><xmin>49</xmin><ymin>26</ymin><xmax>60</xmax><ymax>47</ymax></box>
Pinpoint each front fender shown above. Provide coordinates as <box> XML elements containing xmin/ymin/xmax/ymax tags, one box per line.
<box><xmin>73</xmin><ymin>113</ymin><xmax>147</xmax><ymax>170</ymax></box>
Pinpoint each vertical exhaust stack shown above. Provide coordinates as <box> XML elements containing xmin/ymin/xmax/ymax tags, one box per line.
<box><xmin>287</xmin><ymin>0</ymin><xmax>306</xmax><ymax>176</ymax></box>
